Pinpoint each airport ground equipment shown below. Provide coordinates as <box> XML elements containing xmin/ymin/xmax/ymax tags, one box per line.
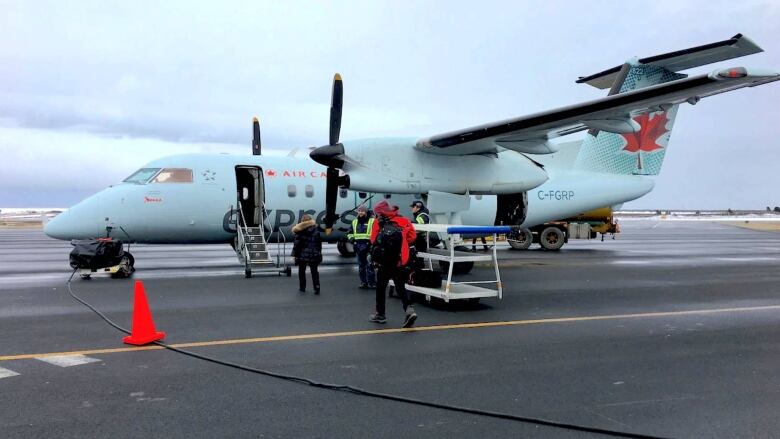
<box><xmin>392</xmin><ymin>224</ymin><xmax>511</xmax><ymax>304</ymax></box>
<box><xmin>69</xmin><ymin>238</ymin><xmax>134</xmax><ymax>279</ymax></box>
<box><xmin>508</xmin><ymin>207</ymin><xmax>619</xmax><ymax>250</ymax></box>
<box><xmin>235</xmin><ymin>201</ymin><xmax>291</xmax><ymax>278</ymax></box>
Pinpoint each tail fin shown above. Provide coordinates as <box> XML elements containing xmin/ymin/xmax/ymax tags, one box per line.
<box><xmin>574</xmin><ymin>34</ymin><xmax>762</xmax><ymax>175</ymax></box>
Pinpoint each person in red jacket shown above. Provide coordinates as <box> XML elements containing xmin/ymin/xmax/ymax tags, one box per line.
<box><xmin>369</xmin><ymin>200</ymin><xmax>418</xmax><ymax>328</ymax></box>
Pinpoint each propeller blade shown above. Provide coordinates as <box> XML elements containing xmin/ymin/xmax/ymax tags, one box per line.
<box><xmin>252</xmin><ymin>117</ymin><xmax>261</xmax><ymax>156</ymax></box>
<box><xmin>329</xmin><ymin>73</ymin><xmax>343</xmax><ymax>146</ymax></box>
<box><xmin>324</xmin><ymin>167</ymin><xmax>340</xmax><ymax>234</ymax></box>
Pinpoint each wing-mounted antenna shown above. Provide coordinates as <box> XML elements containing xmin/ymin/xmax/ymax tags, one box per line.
<box><xmin>252</xmin><ymin>117</ymin><xmax>261</xmax><ymax>156</ymax></box>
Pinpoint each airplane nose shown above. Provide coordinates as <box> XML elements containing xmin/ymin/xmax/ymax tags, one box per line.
<box><xmin>44</xmin><ymin>193</ymin><xmax>104</xmax><ymax>240</ymax></box>
<box><xmin>43</xmin><ymin>210</ymin><xmax>71</xmax><ymax>240</ymax></box>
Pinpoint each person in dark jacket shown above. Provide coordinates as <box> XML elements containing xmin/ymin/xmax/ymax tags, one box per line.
<box><xmin>347</xmin><ymin>205</ymin><xmax>376</xmax><ymax>289</ymax></box>
<box><xmin>410</xmin><ymin>200</ymin><xmax>430</xmax><ymax>252</ymax></box>
<box><xmin>292</xmin><ymin>214</ymin><xmax>322</xmax><ymax>294</ymax></box>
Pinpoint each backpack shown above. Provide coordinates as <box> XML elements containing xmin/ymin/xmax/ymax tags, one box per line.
<box><xmin>371</xmin><ymin>217</ymin><xmax>403</xmax><ymax>267</ymax></box>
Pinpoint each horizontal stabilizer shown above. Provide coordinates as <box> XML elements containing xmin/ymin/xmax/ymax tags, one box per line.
<box><xmin>578</xmin><ymin>34</ymin><xmax>763</xmax><ymax>89</ymax></box>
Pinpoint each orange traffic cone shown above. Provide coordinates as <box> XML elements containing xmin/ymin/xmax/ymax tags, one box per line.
<box><xmin>123</xmin><ymin>280</ymin><xmax>166</xmax><ymax>346</ymax></box>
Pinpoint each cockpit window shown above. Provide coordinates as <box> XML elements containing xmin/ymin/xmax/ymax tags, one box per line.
<box><xmin>151</xmin><ymin>168</ymin><xmax>193</xmax><ymax>183</ymax></box>
<box><xmin>123</xmin><ymin>168</ymin><xmax>161</xmax><ymax>184</ymax></box>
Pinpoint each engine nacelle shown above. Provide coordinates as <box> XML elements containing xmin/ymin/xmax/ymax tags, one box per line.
<box><xmin>341</xmin><ymin>138</ymin><xmax>548</xmax><ymax>195</ymax></box>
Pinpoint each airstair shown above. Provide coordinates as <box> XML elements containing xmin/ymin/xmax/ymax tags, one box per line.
<box><xmin>235</xmin><ymin>201</ymin><xmax>291</xmax><ymax>278</ymax></box>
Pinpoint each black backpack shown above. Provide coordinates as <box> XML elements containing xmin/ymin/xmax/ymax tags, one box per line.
<box><xmin>371</xmin><ymin>217</ymin><xmax>403</xmax><ymax>267</ymax></box>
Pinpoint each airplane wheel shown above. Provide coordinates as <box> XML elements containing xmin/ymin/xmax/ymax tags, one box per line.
<box><xmin>245</xmin><ymin>266</ymin><xmax>252</xmax><ymax>278</ymax></box>
<box><xmin>80</xmin><ymin>274</ymin><xmax>92</xmax><ymax>280</ymax></box>
<box><xmin>285</xmin><ymin>266</ymin><xmax>292</xmax><ymax>277</ymax></box>
<box><xmin>508</xmin><ymin>228</ymin><xmax>532</xmax><ymax>250</ymax></box>
<box><xmin>539</xmin><ymin>227</ymin><xmax>565</xmax><ymax>251</ymax></box>
<box><xmin>337</xmin><ymin>240</ymin><xmax>355</xmax><ymax>257</ymax></box>
<box><xmin>126</xmin><ymin>252</ymin><xmax>135</xmax><ymax>268</ymax></box>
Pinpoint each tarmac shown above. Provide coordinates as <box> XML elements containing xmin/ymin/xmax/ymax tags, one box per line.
<box><xmin>1</xmin><ymin>220</ymin><xmax>780</xmax><ymax>438</ymax></box>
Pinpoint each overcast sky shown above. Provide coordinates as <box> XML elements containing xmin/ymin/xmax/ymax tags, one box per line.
<box><xmin>1</xmin><ymin>1</ymin><xmax>779</xmax><ymax>209</ymax></box>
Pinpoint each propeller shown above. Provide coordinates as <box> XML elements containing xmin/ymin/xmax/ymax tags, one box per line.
<box><xmin>252</xmin><ymin>117</ymin><xmax>261</xmax><ymax>155</ymax></box>
<box><xmin>310</xmin><ymin>73</ymin><xmax>348</xmax><ymax>234</ymax></box>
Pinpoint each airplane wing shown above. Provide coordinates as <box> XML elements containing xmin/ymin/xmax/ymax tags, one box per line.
<box><xmin>415</xmin><ymin>67</ymin><xmax>779</xmax><ymax>156</ymax></box>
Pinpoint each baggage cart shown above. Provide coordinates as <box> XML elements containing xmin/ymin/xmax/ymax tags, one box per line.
<box><xmin>394</xmin><ymin>225</ymin><xmax>511</xmax><ymax>303</ymax></box>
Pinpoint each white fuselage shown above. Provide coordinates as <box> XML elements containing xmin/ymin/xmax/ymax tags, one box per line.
<box><xmin>44</xmin><ymin>151</ymin><xmax>653</xmax><ymax>244</ymax></box>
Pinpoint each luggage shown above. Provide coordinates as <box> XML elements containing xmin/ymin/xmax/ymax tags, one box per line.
<box><xmin>408</xmin><ymin>269</ymin><xmax>442</xmax><ymax>288</ymax></box>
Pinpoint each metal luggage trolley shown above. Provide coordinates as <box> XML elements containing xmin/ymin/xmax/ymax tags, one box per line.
<box><xmin>405</xmin><ymin>224</ymin><xmax>512</xmax><ymax>303</ymax></box>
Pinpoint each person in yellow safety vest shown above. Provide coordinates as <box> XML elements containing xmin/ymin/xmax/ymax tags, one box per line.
<box><xmin>410</xmin><ymin>200</ymin><xmax>431</xmax><ymax>252</ymax></box>
<box><xmin>348</xmin><ymin>205</ymin><xmax>376</xmax><ymax>289</ymax></box>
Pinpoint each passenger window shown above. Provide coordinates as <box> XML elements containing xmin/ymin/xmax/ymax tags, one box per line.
<box><xmin>287</xmin><ymin>185</ymin><xmax>297</xmax><ymax>197</ymax></box>
<box><xmin>475</xmin><ymin>194</ymin><xmax>483</xmax><ymax>200</ymax></box>
<box><xmin>305</xmin><ymin>185</ymin><xmax>314</xmax><ymax>198</ymax></box>
<box><xmin>339</xmin><ymin>188</ymin><xmax>348</xmax><ymax>198</ymax></box>
<box><xmin>151</xmin><ymin>168</ymin><xmax>193</xmax><ymax>183</ymax></box>
<box><xmin>358</xmin><ymin>192</ymin><xmax>367</xmax><ymax>199</ymax></box>
<box><xmin>123</xmin><ymin>168</ymin><xmax>161</xmax><ymax>184</ymax></box>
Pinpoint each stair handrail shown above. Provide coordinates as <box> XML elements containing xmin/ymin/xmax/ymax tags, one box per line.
<box><xmin>236</xmin><ymin>201</ymin><xmax>251</xmax><ymax>263</ymax></box>
<box><xmin>276</xmin><ymin>227</ymin><xmax>288</xmax><ymax>268</ymax></box>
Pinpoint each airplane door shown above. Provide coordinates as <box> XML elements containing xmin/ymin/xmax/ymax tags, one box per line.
<box><xmin>235</xmin><ymin>166</ymin><xmax>264</xmax><ymax>227</ymax></box>
<box><xmin>254</xmin><ymin>168</ymin><xmax>265</xmax><ymax>225</ymax></box>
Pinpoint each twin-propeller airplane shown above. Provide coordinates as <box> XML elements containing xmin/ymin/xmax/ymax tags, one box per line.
<box><xmin>45</xmin><ymin>34</ymin><xmax>779</xmax><ymax>274</ymax></box>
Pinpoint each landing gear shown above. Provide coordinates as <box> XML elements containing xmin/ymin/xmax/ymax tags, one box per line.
<box><xmin>507</xmin><ymin>228</ymin><xmax>533</xmax><ymax>250</ymax></box>
<box><xmin>539</xmin><ymin>226</ymin><xmax>565</xmax><ymax>251</ymax></box>
<box><xmin>337</xmin><ymin>240</ymin><xmax>355</xmax><ymax>257</ymax></box>
<box><xmin>244</xmin><ymin>258</ymin><xmax>252</xmax><ymax>278</ymax></box>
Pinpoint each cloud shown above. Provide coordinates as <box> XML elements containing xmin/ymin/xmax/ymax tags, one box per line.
<box><xmin>0</xmin><ymin>1</ymin><xmax>779</xmax><ymax>208</ymax></box>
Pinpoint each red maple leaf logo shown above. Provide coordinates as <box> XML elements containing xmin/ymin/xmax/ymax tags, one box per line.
<box><xmin>621</xmin><ymin>112</ymin><xmax>669</xmax><ymax>153</ymax></box>
<box><xmin>265</xmin><ymin>169</ymin><xmax>276</xmax><ymax>177</ymax></box>
<box><xmin>620</xmin><ymin>111</ymin><xmax>670</xmax><ymax>171</ymax></box>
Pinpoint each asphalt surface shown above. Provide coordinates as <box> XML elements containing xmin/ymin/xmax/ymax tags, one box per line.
<box><xmin>1</xmin><ymin>221</ymin><xmax>780</xmax><ymax>438</ymax></box>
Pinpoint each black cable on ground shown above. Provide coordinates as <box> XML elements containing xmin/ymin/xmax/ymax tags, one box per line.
<box><xmin>66</xmin><ymin>271</ymin><xmax>671</xmax><ymax>439</ymax></box>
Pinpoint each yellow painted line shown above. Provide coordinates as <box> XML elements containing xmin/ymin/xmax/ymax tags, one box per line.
<box><xmin>2</xmin><ymin>304</ymin><xmax>778</xmax><ymax>362</ymax></box>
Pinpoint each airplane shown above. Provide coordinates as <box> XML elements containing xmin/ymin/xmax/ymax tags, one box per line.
<box><xmin>45</xmin><ymin>34</ymin><xmax>779</xmax><ymax>276</ymax></box>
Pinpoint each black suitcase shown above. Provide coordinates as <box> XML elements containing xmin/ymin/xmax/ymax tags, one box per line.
<box><xmin>409</xmin><ymin>269</ymin><xmax>442</xmax><ymax>288</ymax></box>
